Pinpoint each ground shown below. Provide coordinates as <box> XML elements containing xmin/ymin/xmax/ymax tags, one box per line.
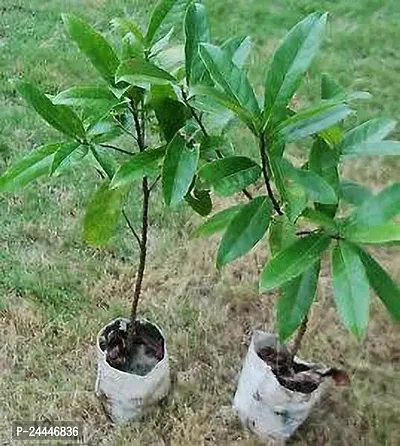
<box><xmin>0</xmin><ymin>0</ymin><xmax>399</xmax><ymax>445</ymax></box>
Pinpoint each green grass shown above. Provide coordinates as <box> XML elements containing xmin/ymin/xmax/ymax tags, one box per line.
<box><xmin>1</xmin><ymin>0</ymin><xmax>400</xmax><ymax>444</ymax></box>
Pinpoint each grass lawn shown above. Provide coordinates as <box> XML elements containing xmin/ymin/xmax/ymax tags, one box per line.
<box><xmin>1</xmin><ymin>0</ymin><xmax>399</xmax><ymax>444</ymax></box>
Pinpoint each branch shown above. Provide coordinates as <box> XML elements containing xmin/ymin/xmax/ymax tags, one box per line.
<box><xmin>122</xmin><ymin>210</ymin><xmax>142</xmax><ymax>248</ymax></box>
<box><xmin>259</xmin><ymin>135</ymin><xmax>283</xmax><ymax>215</ymax></box>
<box><xmin>98</xmin><ymin>143</ymin><xmax>133</xmax><ymax>156</ymax></box>
<box><xmin>149</xmin><ymin>174</ymin><xmax>161</xmax><ymax>192</ymax></box>
<box><xmin>290</xmin><ymin>315</ymin><xmax>308</xmax><ymax>361</ymax></box>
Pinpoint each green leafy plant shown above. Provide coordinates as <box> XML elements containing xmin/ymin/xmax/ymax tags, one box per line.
<box><xmin>1</xmin><ymin>0</ymin><xmax>399</xmax><ymax>367</ymax></box>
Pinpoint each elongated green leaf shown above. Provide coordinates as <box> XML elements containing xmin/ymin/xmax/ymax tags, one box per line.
<box><xmin>348</xmin><ymin>183</ymin><xmax>400</xmax><ymax>227</ymax></box>
<box><xmin>301</xmin><ymin>208</ymin><xmax>337</xmax><ymax>231</ymax></box>
<box><xmin>344</xmin><ymin>222</ymin><xmax>400</xmax><ymax>244</ymax></box>
<box><xmin>146</xmin><ymin>0</ymin><xmax>180</xmax><ymax>45</ymax></box>
<box><xmin>278</xmin><ymin>261</ymin><xmax>320</xmax><ymax>341</ymax></box>
<box><xmin>332</xmin><ymin>241</ymin><xmax>370</xmax><ymax>338</ymax></box>
<box><xmin>151</xmin><ymin>85</ymin><xmax>187</xmax><ymax>142</ymax></box>
<box><xmin>17</xmin><ymin>82</ymin><xmax>85</xmax><ymax>139</ymax></box>
<box><xmin>264</xmin><ymin>13</ymin><xmax>327</xmax><ymax>125</ymax></box>
<box><xmin>162</xmin><ymin>134</ymin><xmax>199</xmax><ymax>206</ymax></box>
<box><xmin>83</xmin><ymin>182</ymin><xmax>125</xmax><ymax>247</ymax></box>
<box><xmin>269</xmin><ymin>214</ymin><xmax>296</xmax><ymax>256</ymax></box>
<box><xmin>116</xmin><ymin>58</ymin><xmax>176</xmax><ymax>86</ymax></box>
<box><xmin>150</xmin><ymin>27</ymin><xmax>175</xmax><ymax>57</ymax></box>
<box><xmin>51</xmin><ymin>142</ymin><xmax>80</xmax><ymax>174</ymax></box>
<box><xmin>192</xmin><ymin>204</ymin><xmax>244</xmax><ymax>238</ymax></box>
<box><xmin>276</xmin><ymin>103</ymin><xmax>352</xmax><ymax>143</ymax></box>
<box><xmin>217</xmin><ymin>196</ymin><xmax>272</xmax><ymax>267</ymax></box>
<box><xmin>282</xmin><ymin>160</ymin><xmax>338</xmax><ymax>205</ymax></box>
<box><xmin>184</xmin><ymin>2</ymin><xmax>211</xmax><ymax>86</ymax></box>
<box><xmin>52</xmin><ymin>87</ymin><xmax>119</xmax><ymax>124</ymax></box>
<box><xmin>221</xmin><ymin>36</ymin><xmax>252</xmax><ymax>69</ymax></box>
<box><xmin>185</xmin><ymin>189</ymin><xmax>212</xmax><ymax>216</ymax></box>
<box><xmin>341</xmin><ymin>141</ymin><xmax>400</xmax><ymax>158</ymax></box>
<box><xmin>91</xmin><ymin>146</ymin><xmax>117</xmax><ymax>179</ymax></box>
<box><xmin>0</xmin><ymin>144</ymin><xmax>61</xmax><ymax>192</ymax></box>
<box><xmin>111</xmin><ymin>17</ymin><xmax>145</xmax><ymax>44</ymax></box>
<box><xmin>199</xmin><ymin>43</ymin><xmax>260</xmax><ymax>115</ymax></box>
<box><xmin>341</xmin><ymin>118</ymin><xmax>396</xmax><ymax>156</ymax></box>
<box><xmin>191</xmin><ymin>85</ymin><xmax>256</xmax><ymax>131</ymax></box>
<box><xmin>63</xmin><ymin>14</ymin><xmax>119</xmax><ymax>85</ymax></box>
<box><xmin>340</xmin><ymin>180</ymin><xmax>372</xmax><ymax>206</ymax></box>
<box><xmin>199</xmin><ymin>156</ymin><xmax>261</xmax><ymax>197</ymax></box>
<box><xmin>111</xmin><ymin>146</ymin><xmax>166</xmax><ymax>188</ymax></box>
<box><xmin>321</xmin><ymin>73</ymin><xmax>345</xmax><ymax>100</ymax></box>
<box><xmin>309</xmin><ymin>138</ymin><xmax>339</xmax><ymax>217</ymax></box>
<box><xmin>357</xmin><ymin>247</ymin><xmax>400</xmax><ymax>321</ymax></box>
<box><xmin>260</xmin><ymin>233</ymin><xmax>331</xmax><ymax>291</ymax></box>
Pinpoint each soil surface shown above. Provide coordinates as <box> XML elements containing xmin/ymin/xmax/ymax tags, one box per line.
<box><xmin>99</xmin><ymin>319</ymin><xmax>164</xmax><ymax>375</ymax></box>
<box><xmin>258</xmin><ymin>346</ymin><xmax>350</xmax><ymax>394</ymax></box>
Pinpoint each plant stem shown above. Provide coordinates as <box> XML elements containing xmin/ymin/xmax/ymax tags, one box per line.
<box><xmin>127</xmin><ymin>101</ymin><xmax>150</xmax><ymax>348</ymax></box>
<box><xmin>98</xmin><ymin>143</ymin><xmax>133</xmax><ymax>156</ymax></box>
<box><xmin>122</xmin><ymin>210</ymin><xmax>142</xmax><ymax>248</ymax></box>
<box><xmin>258</xmin><ymin>134</ymin><xmax>283</xmax><ymax>215</ymax></box>
<box><xmin>290</xmin><ymin>315</ymin><xmax>308</xmax><ymax>361</ymax></box>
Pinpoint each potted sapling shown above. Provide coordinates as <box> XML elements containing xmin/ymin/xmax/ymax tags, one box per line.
<box><xmin>0</xmin><ymin>0</ymin><xmax>205</xmax><ymax>422</ymax></box>
<box><xmin>183</xmin><ymin>6</ymin><xmax>400</xmax><ymax>441</ymax></box>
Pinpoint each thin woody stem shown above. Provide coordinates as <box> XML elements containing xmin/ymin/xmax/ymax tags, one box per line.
<box><xmin>259</xmin><ymin>134</ymin><xmax>283</xmax><ymax>215</ymax></box>
<box><xmin>290</xmin><ymin>316</ymin><xmax>308</xmax><ymax>360</ymax></box>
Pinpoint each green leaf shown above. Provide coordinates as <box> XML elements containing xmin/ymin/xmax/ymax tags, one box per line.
<box><xmin>192</xmin><ymin>204</ymin><xmax>244</xmax><ymax>238</ymax></box>
<box><xmin>111</xmin><ymin>146</ymin><xmax>166</xmax><ymax>188</ymax></box>
<box><xmin>348</xmin><ymin>183</ymin><xmax>400</xmax><ymax>227</ymax></box>
<box><xmin>340</xmin><ymin>180</ymin><xmax>372</xmax><ymax>206</ymax></box>
<box><xmin>111</xmin><ymin>17</ymin><xmax>145</xmax><ymax>44</ymax></box>
<box><xmin>199</xmin><ymin>156</ymin><xmax>261</xmax><ymax>197</ymax></box>
<box><xmin>0</xmin><ymin>144</ymin><xmax>61</xmax><ymax>192</ymax></box>
<box><xmin>309</xmin><ymin>138</ymin><xmax>339</xmax><ymax>217</ymax></box>
<box><xmin>282</xmin><ymin>160</ymin><xmax>338</xmax><ymax>204</ymax></box>
<box><xmin>87</xmin><ymin>119</ymin><xmax>122</xmax><ymax>143</ymax></box>
<box><xmin>278</xmin><ymin>261</ymin><xmax>320</xmax><ymax>341</ymax></box>
<box><xmin>16</xmin><ymin>82</ymin><xmax>85</xmax><ymax>139</ymax></box>
<box><xmin>344</xmin><ymin>222</ymin><xmax>400</xmax><ymax>244</ymax></box>
<box><xmin>199</xmin><ymin>43</ymin><xmax>260</xmax><ymax>115</ymax></box>
<box><xmin>52</xmin><ymin>87</ymin><xmax>120</xmax><ymax>124</ymax></box>
<box><xmin>116</xmin><ymin>58</ymin><xmax>176</xmax><ymax>86</ymax></box>
<box><xmin>185</xmin><ymin>188</ymin><xmax>212</xmax><ymax>216</ymax></box>
<box><xmin>217</xmin><ymin>196</ymin><xmax>272</xmax><ymax>267</ymax></box>
<box><xmin>341</xmin><ymin>141</ymin><xmax>400</xmax><ymax>158</ymax></box>
<box><xmin>264</xmin><ymin>13</ymin><xmax>327</xmax><ymax>126</ymax></box>
<box><xmin>332</xmin><ymin>241</ymin><xmax>370</xmax><ymax>339</ymax></box>
<box><xmin>91</xmin><ymin>146</ymin><xmax>117</xmax><ymax>179</ymax></box>
<box><xmin>162</xmin><ymin>134</ymin><xmax>199</xmax><ymax>206</ymax></box>
<box><xmin>191</xmin><ymin>85</ymin><xmax>256</xmax><ymax>131</ymax></box>
<box><xmin>83</xmin><ymin>182</ymin><xmax>125</xmax><ymax>247</ymax></box>
<box><xmin>357</xmin><ymin>247</ymin><xmax>400</xmax><ymax>321</ymax></box>
<box><xmin>146</xmin><ymin>0</ymin><xmax>180</xmax><ymax>45</ymax></box>
<box><xmin>301</xmin><ymin>208</ymin><xmax>337</xmax><ymax>231</ymax></box>
<box><xmin>321</xmin><ymin>73</ymin><xmax>345</xmax><ymax>99</ymax></box>
<box><xmin>276</xmin><ymin>103</ymin><xmax>352</xmax><ymax>143</ymax></box>
<box><xmin>260</xmin><ymin>233</ymin><xmax>331</xmax><ymax>291</ymax></box>
<box><xmin>150</xmin><ymin>27</ymin><xmax>175</xmax><ymax>56</ymax></box>
<box><xmin>63</xmin><ymin>14</ymin><xmax>120</xmax><ymax>85</ymax></box>
<box><xmin>51</xmin><ymin>142</ymin><xmax>80</xmax><ymax>174</ymax></box>
<box><xmin>221</xmin><ymin>36</ymin><xmax>252</xmax><ymax>69</ymax></box>
<box><xmin>150</xmin><ymin>85</ymin><xmax>187</xmax><ymax>142</ymax></box>
<box><xmin>269</xmin><ymin>214</ymin><xmax>296</xmax><ymax>256</ymax></box>
<box><xmin>341</xmin><ymin>118</ymin><xmax>397</xmax><ymax>157</ymax></box>
<box><xmin>184</xmin><ymin>2</ymin><xmax>211</xmax><ymax>86</ymax></box>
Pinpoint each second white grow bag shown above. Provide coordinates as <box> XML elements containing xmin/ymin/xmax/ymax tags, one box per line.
<box><xmin>95</xmin><ymin>317</ymin><xmax>170</xmax><ymax>423</ymax></box>
<box><xmin>233</xmin><ymin>330</ymin><xmax>328</xmax><ymax>439</ymax></box>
